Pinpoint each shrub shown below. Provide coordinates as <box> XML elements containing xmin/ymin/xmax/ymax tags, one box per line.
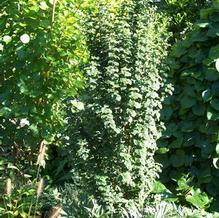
<box><xmin>0</xmin><ymin>0</ymin><xmax>87</xmax><ymax>215</ymax></box>
<box><xmin>67</xmin><ymin>0</ymin><xmax>170</xmax><ymax>216</ymax></box>
<box><xmin>157</xmin><ymin>0</ymin><xmax>219</xmax><ymax>212</ymax></box>
<box><xmin>0</xmin><ymin>0</ymin><xmax>86</xmax><ymax>172</ymax></box>
<box><xmin>158</xmin><ymin>0</ymin><xmax>211</xmax><ymax>41</ymax></box>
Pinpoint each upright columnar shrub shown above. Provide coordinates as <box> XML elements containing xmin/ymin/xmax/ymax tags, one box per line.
<box><xmin>0</xmin><ymin>0</ymin><xmax>86</xmax><ymax>169</ymax></box>
<box><xmin>69</xmin><ymin>0</ymin><xmax>169</xmax><ymax>215</ymax></box>
<box><xmin>157</xmin><ymin>0</ymin><xmax>219</xmax><ymax>211</ymax></box>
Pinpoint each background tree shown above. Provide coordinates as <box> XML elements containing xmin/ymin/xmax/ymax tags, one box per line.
<box><xmin>0</xmin><ymin>0</ymin><xmax>86</xmax><ymax>173</ymax></box>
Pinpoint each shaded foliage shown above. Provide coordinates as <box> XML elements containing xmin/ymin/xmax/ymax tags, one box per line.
<box><xmin>157</xmin><ymin>0</ymin><xmax>219</xmax><ymax>212</ymax></box>
<box><xmin>158</xmin><ymin>0</ymin><xmax>211</xmax><ymax>42</ymax></box>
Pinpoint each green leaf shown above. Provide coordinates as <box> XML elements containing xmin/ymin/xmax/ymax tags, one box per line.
<box><xmin>207</xmin><ymin>24</ymin><xmax>219</xmax><ymax>37</ymax></box>
<box><xmin>216</xmin><ymin>144</ymin><xmax>219</xmax><ymax>156</ymax></box>
<box><xmin>180</xmin><ymin>96</ymin><xmax>196</xmax><ymax>108</ymax></box>
<box><xmin>20</xmin><ymin>211</ymin><xmax>28</xmax><ymax>218</ymax></box>
<box><xmin>209</xmin><ymin>44</ymin><xmax>219</xmax><ymax>60</ymax></box>
<box><xmin>169</xmin><ymin>138</ymin><xmax>183</xmax><ymax>148</ymax></box>
<box><xmin>205</xmin><ymin>69</ymin><xmax>219</xmax><ymax>81</ymax></box>
<box><xmin>152</xmin><ymin>181</ymin><xmax>167</xmax><ymax>194</ymax></box>
<box><xmin>39</xmin><ymin>1</ymin><xmax>49</xmax><ymax>10</ymax></box>
<box><xmin>177</xmin><ymin>176</ymin><xmax>190</xmax><ymax>191</ymax></box>
<box><xmin>213</xmin><ymin>0</ymin><xmax>219</xmax><ymax>9</ymax></box>
<box><xmin>191</xmin><ymin>31</ymin><xmax>208</xmax><ymax>42</ymax></box>
<box><xmin>196</xmin><ymin>22</ymin><xmax>209</xmax><ymax>28</ymax></box>
<box><xmin>164</xmin><ymin>123</ymin><xmax>178</xmax><ymax>137</ymax></box>
<box><xmin>197</xmin><ymin>166</ymin><xmax>212</xmax><ymax>184</ymax></box>
<box><xmin>186</xmin><ymin>188</ymin><xmax>211</xmax><ymax>209</ymax></box>
<box><xmin>155</xmin><ymin>154</ymin><xmax>171</xmax><ymax>168</ymax></box>
<box><xmin>211</xmin><ymin>99</ymin><xmax>219</xmax><ymax>111</ymax></box>
<box><xmin>200</xmin><ymin>141</ymin><xmax>214</xmax><ymax>158</ymax></box>
<box><xmin>184</xmin><ymin>155</ymin><xmax>193</xmax><ymax>166</ymax></box>
<box><xmin>213</xmin><ymin>158</ymin><xmax>219</xmax><ymax>169</ymax></box>
<box><xmin>160</xmin><ymin>107</ymin><xmax>173</xmax><ymax>120</ymax></box>
<box><xmin>172</xmin><ymin>45</ymin><xmax>187</xmax><ymax>58</ymax></box>
<box><xmin>152</xmin><ymin>182</ymin><xmax>177</xmax><ymax>202</ymax></box>
<box><xmin>0</xmin><ymin>107</ymin><xmax>11</xmax><ymax>116</ymax></box>
<box><xmin>212</xmin><ymin>81</ymin><xmax>219</xmax><ymax>96</ymax></box>
<box><xmin>207</xmin><ymin>107</ymin><xmax>219</xmax><ymax>120</ymax></box>
<box><xmin>170</xmin><ymin>149</ymin><xmax>185</xmax><ymax>167</ymax></box>
<box><xmin>181</xmin><ymin>121</ymin><xmax>194</xmax><ymax>132</ymax></box>
<box><xmin>29</xmin><ymin>124</ymin><xmax>39</xmax><ymax>136</ymax></box>
<box><xmin>157</xmin><ymin>147</ymin><xmax>169</xmax><ymax>154</ymax></box>
<box><xmin>200</xmin><ymin>8</ymin><xmax>214</xmax><ymax>19</ymax></box>
<box><xmin>192</xmin><ymin>104</ymin><xmax>205</xmax><ymax>116</ymax></box>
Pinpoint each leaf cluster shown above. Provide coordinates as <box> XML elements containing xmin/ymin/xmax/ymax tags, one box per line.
<box><xmin>159</xmin><ymin>0</ymin><xmax>211</xmax><ymax>42</ymax></box>
<box><xmin>157</xmin><ymin>0</ymin><xmax>219</xmax><ymax>211</ymax></box>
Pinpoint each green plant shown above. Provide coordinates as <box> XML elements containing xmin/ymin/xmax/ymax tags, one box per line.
<box><xmin>0</xmin><ymin>178</ymin><xmax>61</xmax><ymax>217</ymax></box>
<box><xmin>66</xmin><ymin>0</ymin><xmax>170</xmax><ymax>216</ymax></box>
<box><xmin>157</xmin><ymin>0</ymin><xmax>219</xmax><ymax>212</ymax></box>
<box><xmin>0</xmin><ymin>142</ymin><xmax>61</xmax><ymax>218</ymax></box>
<box><xmin>0</xmin><ymin>0</ymin><xmax>86</xmax><ymax>171</ymax></box>
<box><xmin>158</xmin><ymin>0</ymin><xmax>211</xmax><ymax>42</ymax></box>
<box><xmin>151</xmin><ymin>201</ymin><xmax>219</xmax><ymax>218</ymax></box>
<box><xmin>0</xmin><ymin>0</ymin><xmax>87</xmax><ymax>216</ymax></box>
<box><xmin>60</xmin><ymin>183</ymin><xmax>108</xmax><ymax>218</ymax></box>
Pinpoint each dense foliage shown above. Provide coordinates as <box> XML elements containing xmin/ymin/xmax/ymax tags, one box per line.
<box><xmin>2</xmin><ymin>0</ymin><xmax>219</xmax><ymax>217</ymax></box>
<box><xmin>158</xmin><ymin>0</ymin><xmax>211</xmax><ymax>41</ymax></box>
<box><xmin>0</xmin><ymin>0</ymin><xmax>86</xmax><ymax>165</ymax></box>
<box><xmin>157</xmin><ymin>0</ymin><xmax>219</xmax><ymax>212</ymax></box>
<box><xmin>0</xmin><ymin>0</ymin><xmax>87</xmax><ymax>216</ymax></box>
<box><xmin>66</xmin><ymin>0</ymin><xmax>170</xmax><ymax>216</ymax></box>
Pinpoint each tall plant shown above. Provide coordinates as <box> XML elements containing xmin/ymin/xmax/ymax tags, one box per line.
<box><xmin>68</xmin><ymin>0</ymin><xmax>170</xmax><ymax>215</ymax></box>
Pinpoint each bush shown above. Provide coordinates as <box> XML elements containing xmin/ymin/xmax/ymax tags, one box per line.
<box><xmin>159</xmin><ymin>0</ymin><xmax>211</xmax><ymax>42</ymax></box>
<box><xmin>0</xmin><ymin>0</ymin><xmax>86</xmax><ymax>169</ymax></box>
<box><xmin>66</xmin><ymin>0</ymin><xmax>170</xmax><ymax>216</ymax></box>
<box><xmin>0</xmin><ymin>0</ymin><xmax>87</xmax><ymax>215</ymax></box>
<box><xmin>157</xmin><ymin>0</ymin><xmax>219</xmax><ymax>212</ymax></box>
